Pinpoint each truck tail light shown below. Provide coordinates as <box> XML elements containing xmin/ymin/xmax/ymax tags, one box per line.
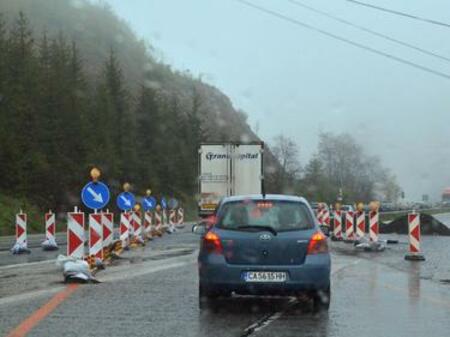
<box><xmin>307</xmin><ymin>231</ymin><xmax>328</xmax><ymax>255</ymax></box>
<box><xmin>203</xmin><ymin>231</ymin><xmax>223</xmax><ymax>254</ymax></box>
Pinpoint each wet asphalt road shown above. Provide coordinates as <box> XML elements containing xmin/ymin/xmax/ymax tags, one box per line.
<box><xmin>1</xmin><ymin>228</ymin><xmax>450</xmax><ymax>337</ymax></box>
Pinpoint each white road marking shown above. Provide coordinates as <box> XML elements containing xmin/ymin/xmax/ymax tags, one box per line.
<box><xmin>241</xmin><ymin>255</ymin><xmax>361</xmax><ymax>336</ymax></box>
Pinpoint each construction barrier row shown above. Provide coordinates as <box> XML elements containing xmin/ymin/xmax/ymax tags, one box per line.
<box><xmin>316</xmin><ymin>205</ymin><xmax>425</xmax><ymax>260</ymax></box>
<box><xmin>12</xmin><ymin>207</ymin><xmax>186</xmax><ymax>269</ymax></box>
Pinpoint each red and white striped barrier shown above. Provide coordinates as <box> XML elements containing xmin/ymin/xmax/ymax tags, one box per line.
<box><xmin>405</xmin><ymin>212</ymin><xmax>425</xmax><ymax>261</ymax></box>
<box><xmin>144</xmin><ymin>211</ymin><xmax>153</xmax><ymax>238</ymax></box>
<box><xmin>169</xmin><ymin>209</ymin><xmax>176</xmax><ymax>226</ymax></box>
<box><xmin>155</xmin><ymin>210</ymin><xmax>162</xmax><ymax>230</ymax></box>
<box><xmin>15</xmin><ymin>211</ymin><xmax>27</xmax><ymax>247</ymax></box>
<box><xmin>132</xmin><ymin>211</ymin><xmax>142</xmax><ymax>240</ymax></box>
<box><xmin>102</xmin><ymin>211</ymin><xmax>114</xmax><ymax>248</ymax></box>
<box><xmin>89</xmin><ymin>213</ymin><xmax>103</xmax><ymax>260</ymax></box>
<box><xmin>345</xmin><ymin>211</ymin><xmax>355</xmax><ymax>241</ymax></box>
<box><xmin>119</xmin><ymin>212</ymin><xmax>130</xmax><ymax>247</ymax></box>
<box><xmin>45</xmin><ymin>211</ymin><xmax>56</xmax><ymax>242</ymax></box>
<box><xmin>333</xmin><ymin>210</ymin><xmax>343</xmax><ymax>240</ymax></box>
<box><xmin>356</xmin><ymin>211</ymin><xmax>365</xmax><ymax>239</ymax></box>
<box><xmin>177</xmin><ymin>208</ymin><xmax>185</xmax><ymax>228</ymax></box>
<box><xmin>67</xmin><ymin>208</ymin><xmax>85</xmax><ymax>259</ymax></box>
<box><xmin>322</xmin><ymin>209</ymin><xmax>330</xmax><ymax>228</ymax></box>
<box><xmin>369</xmin><ymin>210</ymin><xmax>379</xmax><ymax>242</ymax></box>
<box><xmin>316</xmin><ymin>207</ymin><xmax>324</xmax><ymax>225</ymax></box>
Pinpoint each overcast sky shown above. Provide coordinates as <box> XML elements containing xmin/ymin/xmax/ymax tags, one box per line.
<box><xmin>105</xmin><ymin>0</ymin><xmax>450</xmax><ymax>201</ymax></box>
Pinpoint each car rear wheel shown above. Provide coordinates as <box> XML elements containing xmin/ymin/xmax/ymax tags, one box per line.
<box><xmin>199</xmin><ymin>284</ymin><xmax>224</xmax><ymax>311</ymax></box>
<box><xmin>312</xmin><ymin>287</ymin><xmax>331</xmax><ymax>312</ymax></box>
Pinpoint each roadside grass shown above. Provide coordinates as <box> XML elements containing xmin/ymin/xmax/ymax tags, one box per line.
<box><xmin>0</xmin><ymin>194</ymin><xmax>43</xmax><ymax>236</ymax></box>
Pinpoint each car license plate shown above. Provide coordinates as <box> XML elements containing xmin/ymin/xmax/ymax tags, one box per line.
<box><xmin>244</xmin><ymin>271</ymin><xmax>287</xmax><ymax>283</ymax></box>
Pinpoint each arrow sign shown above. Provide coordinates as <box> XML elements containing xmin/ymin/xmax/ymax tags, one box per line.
<box><xmin>117</xmin><ymin>192</ymin><xmax>136</xmax><ymax>211</ymax></box>
<box><xmin>81</xmin><ymin>181</ymin><xmax>110</xmax><ymax>210</ymax></box>
<box><xmin>161</xmin><ymin>197</ymin><xmax>167</xmax><ymax>210</ymax></box>
<box><xmin>142</xmin><ymin>196</ymin><xmax>157</xmax><ymax>211</ymax></box>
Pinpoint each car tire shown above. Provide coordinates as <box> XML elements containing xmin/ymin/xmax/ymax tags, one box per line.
<box><xmin>199</xmin><ymin>284</ymin><xmax>220</xmax><ymax>311</ymax></box>
<box><xmin>312</xmin><ymin>287</ymin><xmax>331</xmax><ymax>312</ymax></box>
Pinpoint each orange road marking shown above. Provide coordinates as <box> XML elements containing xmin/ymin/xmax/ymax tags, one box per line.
<box><xmin>6</xmin><ymin>284</ymin><xmax>80</xmax><ymax>337</ymax></box>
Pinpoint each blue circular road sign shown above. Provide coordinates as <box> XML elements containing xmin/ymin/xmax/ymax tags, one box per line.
<box><xmin>168</xmin><ymin>198</ymin><xmax>179</xmax><ymax>209</ymax></box>
<box><xmin>81</xmin><ymin>181</ymin><xmax>110</xmax><ymax>210</ymax></box>
<box><xmin>142</xmin><ymin>196</ymin><xmax>157</xmax><ymax>211</ymax></box>
<box><xmin>116</xmin><ymin>192</ymin><xmax>136</xmax><ymax>211</ymax></box>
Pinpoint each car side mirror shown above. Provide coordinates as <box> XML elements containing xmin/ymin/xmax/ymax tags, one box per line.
<box><xmin>192</xmin><ymin>223</ymin><xmax>207</xmax><ymax>235</ymax></box>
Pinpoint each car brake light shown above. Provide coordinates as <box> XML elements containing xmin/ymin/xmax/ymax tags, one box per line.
<box><xmin>203</xmin><ymin>231</ymin><xmax>223</xmax><ymax>254</ymax></box>
<box><xmin>307</xmin><ymin>231</ymin><xmax>328</xmax><ymax>254</ymax></box>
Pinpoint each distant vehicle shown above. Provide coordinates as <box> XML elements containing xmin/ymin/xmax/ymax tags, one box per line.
<box><xmin>197</xmin><ymin>142</ymin><xmax>264</xmax><ymax>218</ymax></box>
<box><xmin>193</xmin><ymin>194</ymin><xmax>331</xmax><ymax>311</ymax></box>
<box><xmin>340</xmin><ymin>205</ymin><xmax>355</xmax><ymax>212</ymax></box>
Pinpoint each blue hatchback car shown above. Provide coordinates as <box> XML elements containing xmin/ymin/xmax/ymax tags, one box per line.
<box><xmin>194</xmin><ymin>194</ymin><xmax>331</xmax><ymax>311</ymax></box>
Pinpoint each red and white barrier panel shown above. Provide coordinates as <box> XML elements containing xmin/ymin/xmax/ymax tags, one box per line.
<box><xmin>119</xmin><ymin>212</ymin><xmax>130</xmax><ymax>248</ymax></box>
<box><xmin>89</xmin><ymin>213</ymin><xmax>103</xmax><ymax>261</ymax></box>
<box><xmin>15</xmin><ymin>211</ymin><xmax>28</xmax><ymax>247</ymax></box>
<box><xmin>356</xmin><ymin>211</ymin><xmax>365</xmax><ymax>240</ymax></box>
<box><xmin>144</xmin><ymin>211</ymin><xmax>153</xmax><ymax>238</ymax></box>
<box><xmin>132</xmin><ymin>211</ymin><xmax>142</xmax><ymax>240</ymax></box>
<box><xmin>177</xmin><ymin>208</ymin><xmax>185</xmax><ymax>228</ymax></box>
<box><xmin>102</xmin><ymin>211</ymin><xmax>114</xmax><ymax>248</ymax></box>
<box><xmin>169</xmin><ymin>209</ymin><xmax>176</xmax><ymax>226</ymax></box>
<box><xmin>45</xmin><ymin>211</ymin><xmax>56</xmax><ymax>242</ymax></box>
<box><xmin>67</xmin><ymin>208</ymin><xmax>85</xmax><ymax>259</ymax></box>
<box><xmin>405</xmin><ymin>212</ymin><xmax>425</xmax><ymax>261</ymax></box>
<box><xmin>316</xmin><ymin>207</ymin><xmax>324</xmax><ymax>225</ymax></box>
<box><xmin>333</xmin><ymin>210</ymin><xmax>343</xmax><ymax>240</ymax></box>
<box><xmin>345</xmin><ymin>211</ymin><xmax>355</xmax><ymax>241</ymax></box>
<box><xmin>155</xmin><ymin>210</ymin><xmax>162</xmax><ymax>230</ymax></box>
<box><xmin>369</xmin><ymin>210</ymin><xmax>379</xmax><ymax>242</ymax></box>
<box><xmin>322</xmin><ymin>209</ymin><xmax>330</xmax><ymax>228</ymax></box>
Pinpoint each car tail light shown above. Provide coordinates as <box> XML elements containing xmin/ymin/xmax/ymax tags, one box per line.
<box><xmin>307</xmin><ymin>231</ymin><xmax>328</xmax><ymax>255</ymax></box>
<box><xmin>203</xmin><ymin>231</ymin><xmax>223</xmax><ymax>254</ymax></box>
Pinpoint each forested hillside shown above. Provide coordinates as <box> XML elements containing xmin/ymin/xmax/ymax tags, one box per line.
<box><xmin>0</xmin><ymin>0</ymin><xmax>272</xmax><ymax>213</ymax></box>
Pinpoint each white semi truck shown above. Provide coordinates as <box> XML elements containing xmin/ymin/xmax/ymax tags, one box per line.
<box><xmin>198</xmin><ymin>142</ymin><xmax>264</xmax><ymax>217</ymax></box>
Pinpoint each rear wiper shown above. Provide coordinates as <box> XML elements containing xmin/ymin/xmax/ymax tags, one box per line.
<box><xmin>236</xmin><ymin>225</ymin><xmax>277</xmax><ymax>236</ymax></box>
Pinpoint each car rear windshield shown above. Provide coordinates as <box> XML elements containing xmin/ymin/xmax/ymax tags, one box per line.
<box><xmin>216</xmin><ymin>200</ymin><xmax>314</xmax><ymax>232</ymax></box>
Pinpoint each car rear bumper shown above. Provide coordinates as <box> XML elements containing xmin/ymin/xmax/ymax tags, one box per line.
<box><xmin>198</xmin><ymin>254</ymin><xmax>331</xmax><ymax>295</ymax></box>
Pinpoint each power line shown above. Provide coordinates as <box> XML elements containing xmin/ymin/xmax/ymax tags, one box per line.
<box><xmin>343</xmin><ymin>0</ymin><xmax>450</xmax><ymax>29</ymax></box>
<box><xmin>234</xmin><ymin>0</ymin><xmax>450</xmax><ymax>80</ymax></box>
<box><xmin>288</xmin><ymin>0</ymin><xmax>450</xmax><ymax>63</ymax></box>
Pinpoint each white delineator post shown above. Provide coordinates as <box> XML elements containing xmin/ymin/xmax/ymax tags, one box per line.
<box><xmin>345</xmin><ymin>211</ymin><xmax>355</xmax><ymax>241</ymax></box>
<box><xmin>405</xmin><ymin>211</ymin><xmax>425</xmax><ymax>261</ymax></box>
<box><xmin>102</xmin><ymin>211</ymin><xmax>114</xmax><ymax>248</ymax></box>
<box><xmin>67</xmin><ymin>207</ymin><xmax>85</xmax><ymax>259</ymax></box>
<box><xmin>333</xmin><ymin>210</ymin><xmax>343</xmax><ymax>240</ymax></box>
<box><xmin>15</xmin><ymin>210</ymin><xmax>28</xmax><ymax>248</ymax></box>
<box><xmin>45</xmin><ymin>211</ymin><xmax>56</xmax><ymax>242</ymax></box>
<box><xmin>356</xmin><ymin>210</ymin><xmax>366</xmax><ymax>240</ymax></box>
<box><xmin>119</xmin><ymin>212</ymin><xmax>130</xmax><ymax>248</ymax></box>
<box><xmin>89</xmin><ymin>213</ymin><xmax>103</xmax><ymax>260</ymax></box>
<box><xmin>369</xmin><ymin>210</ymin><xmax>379</xmax><ymax>242</ymax></box>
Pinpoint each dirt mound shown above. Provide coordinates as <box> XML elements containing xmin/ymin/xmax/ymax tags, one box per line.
<box><xmin>381</xmin><ymin>214</ymin><xmax>450</xmax><ymax>236</ymax></box>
